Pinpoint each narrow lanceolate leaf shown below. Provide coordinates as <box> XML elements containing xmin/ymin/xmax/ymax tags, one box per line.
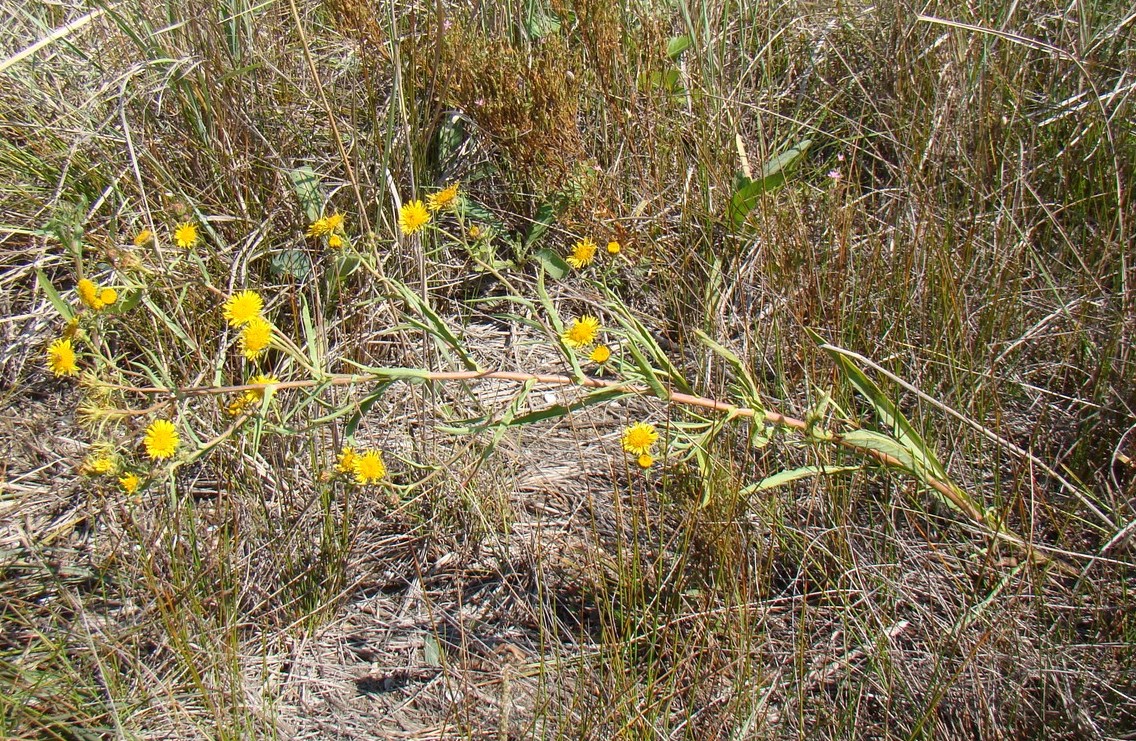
<box><xmin>37</xmin><ymin>270</ymin><xmax>74</xmax><ymax>320</ymax></box>
<box><xmin>807</xmin><ymin>330</ymin><xmax>948</xmax><ymax>480</ymax></box>
<box><xmin>741</xmin><ymin>465</ymin><xmax>861</xmax><ymax>494</ymax></box>
<box><xmin>693</xmin><ymin>329</ymin><xmax>762</xmax><ymax>408</ymax></box>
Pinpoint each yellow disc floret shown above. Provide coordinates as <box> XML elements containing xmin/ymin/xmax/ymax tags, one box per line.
<box><xmin>143</xmin><ymin>419</ymin><xmax>179</xmax><ymax>460</ymax></box>
<box><xmin>223</xmin><ymin>290</ymin><xmax>264</xmax><ymax>327</ymax></box>
<box><xmin>562</xmin><ymin>316</ymin><xmax>600</xmax><ymax>348</ymax></box>
<box><xmin>621</xmin><ymin>422</ymin><xmax>659</xmax><ymax>456</ymax></box>
<box><xmin>240</xmin><ymin>317</ymin><xmax>272</xmax><ymax>361</ymax></box>
<box><xmin>399</xmin><ymin>200</ymin><xmax>430</xmax><ymax>235</ymax></box>
<box><xmin>566</xmin><ymin>238</ymin><xmax>598</xmax><ymax>268</ymax></box>
<box><xmin>352</xmin><ymin>450</ymin><xmax>387</xmax><ymax>484</ymax></box>
<box><xmin>426</xmin><ymin>182</ymin><xmax>460</xmax><ymax>212</ymax></box>
<box><xmin>174</xmin><ymin>222</ymin><xmax>198</xmax><ymax>248</ymax></box>
<box><xmin>47</xmin><ymin>338</ymin><xmax>78</xmax><ymax>377</ymax></box>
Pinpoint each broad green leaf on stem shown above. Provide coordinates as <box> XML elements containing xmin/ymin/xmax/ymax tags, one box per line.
<box><xmin>299</xmin><ymin>295</ymin><xmax>322</xmax><ymax>371</ymax></box>
<box><xmin>269</xmin><ymin>249</ymin><xmax>312</xmax><ymax>280</ymax></box>
<box><xmin>36</xmin><ymin>270</ymin><xmax>74</xmax><ymax>320</ymax></box>
<box><xmin>533</xmin><ymin>248</ymin><xmax>570</xmax><ymax>280</ymax></box>
<box><xmin>625</xmin><ymin>338</ymin><xmax>669</xmax><ymax>400</ymax></box>
<box><xmin>525</xmin><ymin>201</ymin><xmax>557</xmax><ymax>249</ymax></box>
<box><xmin>728</xmin><ymin>140</ymin><xmax>811</xmax><ymax>227</ymax></box>
<box><xmin>523</xmin><ymin>2</ymin><xmax>561</xmax><ymax>40</ymax></box>
<box><xmin>535</xmin><ymin>269</ymin><xmax>584</xmax><ymax>380</ymax></box>
<box><xmin>604</xmin><ymin>289</ymin><xmax>692</xmax><ymax>394</ymax></box>
<box><xmin>741</xmin><ymin>465</ymin><xmax>862</xmax><ymax>494</ymax></box>
<box><xmin>666</xmin><ymin>35</ymin><xmax>692</xmax><ymax>59</ymax></box>
<box><xmin>288</xmin><ymin>166</ymin><xmax>324</xmax><ymax>223</ymax></box>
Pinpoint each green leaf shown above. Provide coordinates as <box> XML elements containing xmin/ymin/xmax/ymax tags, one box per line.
<box><xmin>807</xmin><ymin>330</ymin><xmax>948</xmax><ymax>481</ymax></box>
<box><xmin>666</xmin><ymin>35</ymin><xmax>692</xmax><ymax>59</ymax></box>
<box><xmin>507</xmin><ymin>387</ymin><xmax>627</xmax><ymax>427</ymax></box>
<box><xmin>288</xmin><ymin>166</ymin><xmax>324</xmax><ymax>223</ymax></box>
<box><xmin>728</xmin><ymin>140</ymin><xmax>811</xmax><ymax>227</ymax></box>
<box><xmin>525</xmin><ymin>201</ymin><xmax>557</xmax><ymax>249</ymax></box>
<box><xmin>533</xmin><ymin>247</ymin><xmax>569</xmax><ymax>280</ymax></box>
<box><xmin>36</xmin><ymin>270</ymin><xmax>74</xmax><ymax>320</ymax></box>
<box><xmin>522</xmin><ymin>2</ymin><xmax>561</xmax><ymax>40</ymax></box>
<box><xmin>742</xmin><ymin>465</ymin><xmax>862</xmax><ymax>494</ymax></box>
<box><xmin>693</xmin><ymin>329</ymin><xmax>762</xmax><ymax>407</ymax></box>
<box><xmin>345</xmin><ymin>384</ymin><xmax>393</xmax><ymax>440</ymax></box>
<box><xmin>269</xmin><ymin>249</ymin><xmax>312</xmax><ymax>279</ymax></box>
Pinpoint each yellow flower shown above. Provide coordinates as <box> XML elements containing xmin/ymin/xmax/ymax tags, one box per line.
<box><xmin>223</xmin><ymin>290</ymin><xmax>264</xmax><ymax>327</ymax></box>
<box><xmin>324</xmin><ymin>212</ymin><xmax>344</xmax><ymax>232</ymax></box>
<box><xmin>606</xmin><ymin>240</ymin><xmax>621</xmax><ymax>255</ymax></box>
<box><xmin>637</xmin><ymin>453</ymin><xmax>654</xmax><ymax>468</ymax></box>
<box><xmin>621</xmin><ymin>422</ymin><xmax>658</xmax><ymax>456</ymax></box>
<box><xmin>426</xmin><ymin>182</ymin><xmax>460</xmax><ymax>212</ymax></box>
<box><xmin>239</xmin><ymin>317</ymin><xmax>272</xmax><ymax>361</ymax></box>
<box><xmin>468</xmin><ymin>225</ymin><xmax>482</xmax><ymax>239</ymax></box>
<box><xmin>306</xmin><ymin>216</ymin><xmax>329</xmax><ymax>238</ymax></box>
<box><xmin>327</xmin><ymin>234</ymin><xmax>344</xmax><ymax>249</ymax></box>
<box><xmin>83</xmin><ymin>455</ymin><xmax>117</xmax><ymax>476</ymax></box>
<box><xmin>352</xmin><ymin>450</ymin><xmax>387</xmax><ymax>484</ymax></box>
<box><xmin>566</xmin><ymin>238</ymin><xmax>597</xmax><ymax>269</ymax></box>
<box><xmin>174</xmin><ymin>222</ymin><xmax>198</xmax><ymax>248</ymax></box>
<box><xmin>589</xmin><ymin>344</ymin><xmax>612</xmax><ymax>364</ymax></box>
<box><xmin>336</xmin><ymin>445</ymin><xmax>358</xmax><ymax>474</ymax></box>
<box><xmin>144</xmin><ymin>419</ymin><xmax>179</xmax><ymax>460</ymax></box>
<box><xmin>228</xmin><ymin>373</ymin><xmax>279</xmax><ymax>415</ymax></box>
<box><xmin>47</xmin><ymin>338</ymin><xmax>78</xmax><ymax>377</ymax></box>
<box><xmin>77</xmin><ymin>278</ymin><xmax>105</xmax><ymax>310</ymax></box>
<box><xmin>561</xmin><ymin>316</ymin><xmax>600</xmax><ymax>348</ymax></box>
<box><xmin>133</xmin><ymin>229</ymin><xmax>153</xmax><ymax>246</ymax></box>
<box><xmin>119</xmin><ymin>473</ymin><xmax>141</xmax><ymax>495</ymax></box>
<box><xmin>99</xmin><ymin>287</ymin><xmax>118</xmax><ymax>306</ymax></box>
<box><xmin>399</xmin><ymin>200</ymin><xmax>430</xmax><ymax>235</ymax></box>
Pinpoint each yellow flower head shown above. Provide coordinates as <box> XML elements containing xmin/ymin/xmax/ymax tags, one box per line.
<box><xmin>637</xmin><ymin>453</ymin><xmax>654</xmax><ymax>469</ymax></box>
<box><xmin>327</xmin><ymin>234</ymin><xmax>344</xmax><ymax>249</ymax></box>
<box><xmin>77</xmin><ymin>278</ymin><xmax>105</xmax><ymax>310</ymax></box>
<box><xmin>82</xmin><ymin>454</ymin><xmax>118</xmax><ymax>476</ymax></box>
<box><xmin>468</xmin><ymin>225</ymin><xmax>482</xmax><ymax>239</ymax></box>
<box><xmin>607</xmin><ymin>240</ymin><xmax>621</xmax><ymax>255</ymax></box>
<box><xmin>426</xmin><ymin>182</ymin><xmax>460</xmax><ymax>212</ymax></box>
<box><xmin>223</xmin><ymin>290</ymin><xmax>264</xmax><ymax>327</ymax></box>
<box><xmin>307</xmin><ymin>213</ymin><xmax>343</xmax><ymax>238</ymax></box>
<box><xmin>399</xmin><ymin>200</ymin><xmax>430</xmax><ymax>235</ymax></box>
<box><xmin>562</xmin><ymin>315</ymin><xmax>600</xmax><ymax>348</ymax></box>
<box><xmin>99</xmin><ymin>287</ymin><xmax>118</xmax><ymax>306</ymax></box>
<box><xmin>306</xmin><ymin>216</ymin><xmax>329</xmax><ymax>238</ymax></box>
<box><xmin>228</xmin><ymin>373</ymin><xmax>279</xmax><ymax>415</ymax></box>
<box><xmin>119</xmin><ymin>473</ymin><xmax>141</xmax><ymax>495</ymax></box>
<box><xmin>566</xmin><ymin>238</ymin><xmax>598</xmax><ymax>269</ymax></box>
<box><xmin>352</xmin><ymin>450</ymin><xmax>387</xmax><ymax>485</ymax></box>
<box><xmin>174</xmin><ymin>222</ymin><xmax>198</xmax><ymax>248</ymax></box>
<box><xmin>47</xmin><ymin>338</ymin><xmax>78</xmax><ymax>377</ymax></box>
<box><xmin>589</xmin><ymin>344</ymin><xmax>612</xmax><ymax>364</ymax></box>
<box><xmin>133</xmin><ymin>229</ymin><xmax>153</xmax><ymax>246</ymax></box>
<box><xmin>621</xmin><ymin>422</ymin><xmax>658</xmax><ymax>456</ymax></box>
<box><xmin>240</xmin><ymin>317</ymin><xmax>273</xmax><ymax>361</ymax></box>
<box><xmin>143</xmin><ymin>419</ymin><xmax>179</xmax><ymax>460</ymax></box>
<box><xmin>336</xmin><ymin>445</ymin><xmax>358</xmax><ymax>474</ymax></box>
